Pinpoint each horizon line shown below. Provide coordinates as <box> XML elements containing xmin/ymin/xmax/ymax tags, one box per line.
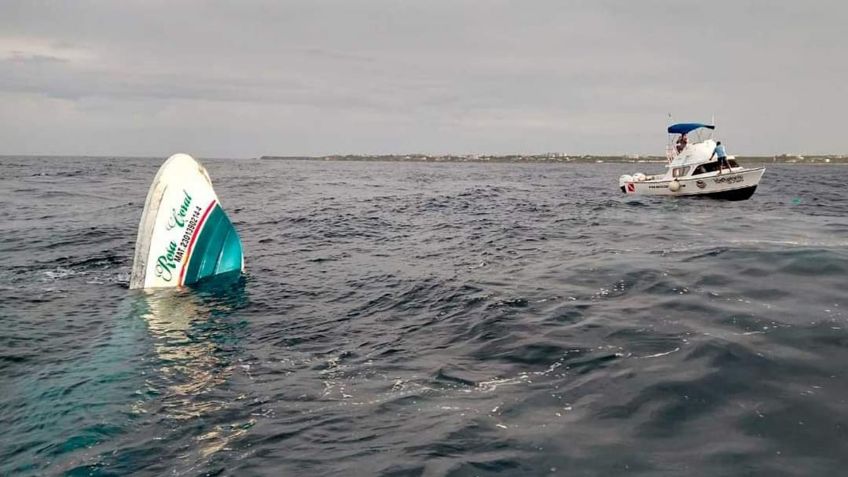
<box><xmin>3</xmin><ymin>152</ymin><xmax>848</xmax><ymax>160</ymax></box>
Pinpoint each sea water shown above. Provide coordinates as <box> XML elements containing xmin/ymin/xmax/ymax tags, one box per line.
<box><xmin>1</xmin><ymin>157</ymin><xmax>847</xmax><ymax>475</ymax></box>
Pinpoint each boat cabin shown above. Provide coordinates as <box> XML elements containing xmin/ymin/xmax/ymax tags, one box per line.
<box><xmin>670</xmin><ymin>159</ymin><xmax>741</xmax><ymax>178</ymax></box>
<box><xmin>663</xmin><ymin>123</ymin><xmax>735</xmax><ymax>179</ymax></box>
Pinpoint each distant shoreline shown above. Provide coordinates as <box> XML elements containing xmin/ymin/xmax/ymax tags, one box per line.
<box><xmin>2</xmin><ymin>154</ymin><xmax>846</xmax><ymax>164</ymax></box>
<box><xmin>260</xmin><ymin>154</ymin><xmax>848</xmax><ymax>164</ymax></box>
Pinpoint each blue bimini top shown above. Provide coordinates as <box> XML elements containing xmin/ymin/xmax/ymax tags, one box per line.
<box><xmin>667</xmin><ymin>123</ymin><xmax>715</xmax><ymax>135</ymax></box>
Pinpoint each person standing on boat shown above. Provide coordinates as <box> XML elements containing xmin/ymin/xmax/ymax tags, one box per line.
<box><xmin>710</xmin><ymin>141</ymin><xmax>730</xmax><ymax>174</ymax></box>
<box><xmin>675</xmin><ymin>134</ymin><xmax>688</xmax><ymax>153</ymax></box>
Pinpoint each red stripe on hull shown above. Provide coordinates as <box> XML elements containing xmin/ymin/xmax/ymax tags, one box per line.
<box><xmin>178</xmin><ymin>200</ymin><xmax>217</xmax><ymax>286</ymax></box>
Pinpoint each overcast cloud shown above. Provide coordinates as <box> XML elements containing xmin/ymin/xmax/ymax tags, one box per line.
<box><xmin>1</xmin><ymin>0</ymin><xmax>846</xmax><ymax>157</ymax></box>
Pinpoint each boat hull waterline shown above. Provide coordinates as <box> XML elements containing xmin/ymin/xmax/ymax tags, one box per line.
<box><xmin>621</xmin><ymin>167</ymin><xmax>765</xmax><ymax>201</ymax></box>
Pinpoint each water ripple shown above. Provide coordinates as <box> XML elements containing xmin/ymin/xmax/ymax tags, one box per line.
<box><xmin>1</xmin><ymin>158</ymin><xmax>847</xmax><ymax>475</ymax></box>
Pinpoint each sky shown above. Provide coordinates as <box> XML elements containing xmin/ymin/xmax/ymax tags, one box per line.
<box><xmin>1</xmin><ymin>0</ymin><xmax>846</xmax><ymax>157</ymax></box>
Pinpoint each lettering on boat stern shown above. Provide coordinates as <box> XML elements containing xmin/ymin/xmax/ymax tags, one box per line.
<box><xmin>649</xmin><ymin>184</ymin><xmax>686</xmax><ymax>189</ymax></box>
<box><xmin>713</xmin><ymin>175</ymin><xmax>743</xmax><ymax>184</ymax></box>
<box><xmin>154</xmin><ymin>189</ymin><xmax>204</xmax><ymax>282</ymax></box>
<box><xmin>166</xmin><ymin>190</ymin><xmax>192</xmax><ymax>231</ymax></box>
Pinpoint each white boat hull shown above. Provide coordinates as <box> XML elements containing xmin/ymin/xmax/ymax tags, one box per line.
<box><xmin>621</xmin><ymin>167</ymin><xmax>765</xmax><ymax>201</ymax></box>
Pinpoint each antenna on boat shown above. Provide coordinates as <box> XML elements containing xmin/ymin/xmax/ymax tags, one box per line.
<box><xmin>666</xmin><ymin>113</ymin><xmax>674</xmax><ymax>163</ymax></box>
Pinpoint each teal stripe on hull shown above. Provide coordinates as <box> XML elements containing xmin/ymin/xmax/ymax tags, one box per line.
<box><xmin>183</xmin><ymin>205</ymin><xmax>243</xmax><ymax>286</ymax></box>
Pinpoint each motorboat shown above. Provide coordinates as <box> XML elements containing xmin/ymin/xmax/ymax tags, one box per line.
<box><xmin>619</xmin><ymin>123</ymin><xmax>765</xmax><ymax>200</ymax></box>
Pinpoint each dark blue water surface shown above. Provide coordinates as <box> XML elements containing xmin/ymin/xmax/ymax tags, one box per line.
<box><xmin>2</xmin><ymin>157</ymin><xmax>848</xmax><ymax>476</ymax></box>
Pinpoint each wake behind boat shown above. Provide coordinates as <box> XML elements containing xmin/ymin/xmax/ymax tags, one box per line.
<box><xmin>619</xmin><ymin>123</ymin><xmax>765</xmax><ymax>200</ymax></box>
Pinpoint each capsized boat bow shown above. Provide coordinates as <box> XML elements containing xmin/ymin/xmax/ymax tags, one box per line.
<box><xmin>130</xmin><ymin>154</ymin><xmax>244</xmax><ymax>290</ymax></box>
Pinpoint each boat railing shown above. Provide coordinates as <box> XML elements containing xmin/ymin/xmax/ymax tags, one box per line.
<box><xmin>665</xmin><ymin>145</ymin><xmax>677</xmax><ymax>163</ymax></box>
